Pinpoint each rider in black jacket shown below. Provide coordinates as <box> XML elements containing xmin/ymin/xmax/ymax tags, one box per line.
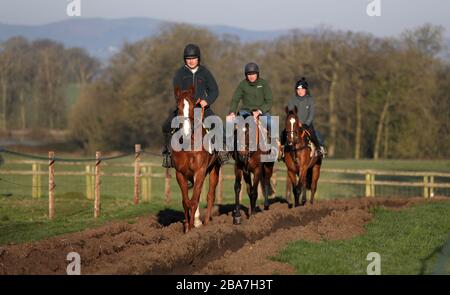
<box><xmin>162</xmin><ymin>44</ymin><xmax>228</xmax><ymax>167</ymax></box>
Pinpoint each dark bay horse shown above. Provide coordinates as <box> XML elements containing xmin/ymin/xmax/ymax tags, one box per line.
<box><xmin>231</xmin><ymin>113</ymin><xmax>275</xmax><ymax>225</ymax></box>
<box><xmin>283</xmin><ymin>106</ymin><xmax>322</xmax><ymax>206</ymax></box>
<box><xmin>171</xmin><ymin>85</ymin><xmax>221</xmax><ymax>232</ymax></box>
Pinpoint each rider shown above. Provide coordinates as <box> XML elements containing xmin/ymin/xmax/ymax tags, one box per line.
<box><xmin>226</xmin><ymin>63</ymin><xmax>275</xmax><ymax>149</ymax></box>
<box><xmin>283</xmin><ymin>77</ymin><xmax>326</xmax><ymax>157</ymax></box>
<box><xmin>161</xmin><ymin>43</ymin><xmax>229</xmax><ymax>168</ymax></box>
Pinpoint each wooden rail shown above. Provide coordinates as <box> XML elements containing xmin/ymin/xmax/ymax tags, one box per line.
<box><xmin>1</xmin><ymin>145</ymin><xmax>450</xmax><ymax>219</ymax></box>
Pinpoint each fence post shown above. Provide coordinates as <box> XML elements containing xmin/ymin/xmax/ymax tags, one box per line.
<box><xmin>430</xmin><ymin>175</ymin><xmax>434</xmax><ymax>198</ymax></box>
<box><xmin>37</xmin><ymin>164</ymin><xmax>41</xmax><ymax>199</ymax></box>
<box><xmin>85</xmin><ymin>165</ymin><xmax>93</xmax><ymax>199</ymax></box>
<box><xmin>423</xmin><ymin>175</ymin><xmax>429</xmax><ymax>199</ymax></box>
<box><xmin>165</xmin><ymin>168</ymin><xmax>171</xmax><ymax>205</ymax></box>
<box><xmin>48</xmin><ymin>152</ymin><xmax>55</xmax><ymax>219</ymax></box>
<box><xmin>134</xmin><ymin>144</ymin><xmax>141</xmax><ymax>205</ymax></box>
<box><xmin>371</xmin><ymin>174</ymin><xmax>375</xmax><ymax>197</ymax></box>
<box><xmin>365</xmin><ymin>172</ymin><xmax>371</xmax><ymax>197</ymax></box>
<box><xmin>148</xmin><ymin>166</ymin><xmax>152</xmax><ymax>202</ymax></box>
<box><xmin>216</xmin><ymin>166</ymin><xmax>223</xmax><ymax>205</ymax></box>
<box><xmin>94</xmin><ymin>151</ymin><xmax>101</xmax><ymax>218</ymax></box>
<box><xmin>32</xmin><ymin>163</ymin><xmax>37</xmax><ymax>198</ymax></box>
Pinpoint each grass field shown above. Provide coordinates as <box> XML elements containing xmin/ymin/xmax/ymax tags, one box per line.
<box><xmin>1</xmin><ymin>152</ymin><xmax>450</xmax><ymax>246</ymax></box>
<box><xmin>274</xmin><ymin>201</ymin><xmax>450</xmax><ymax>274</ymax></box>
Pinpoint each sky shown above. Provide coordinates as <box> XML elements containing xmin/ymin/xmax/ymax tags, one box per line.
<box><xmin>0</xmin><ymin>0</ymin><xmax>449</xmax><ymax>37</ymax></box>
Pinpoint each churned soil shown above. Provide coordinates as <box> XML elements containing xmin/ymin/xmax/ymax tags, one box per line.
<box><xmin>0</xmin><ymin>197</ymin><xmax>438</xmax><ymax>275</ymax></box>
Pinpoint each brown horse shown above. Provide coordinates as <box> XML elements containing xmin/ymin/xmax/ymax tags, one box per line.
<box><xmin>231</xmin><ymin>113</ymin><xmax>275</xmax><ymax>225</ymax></box>
<box><xmin>171</xmin><ymin>85</ymin><xmax>221</xmax><ymax>232</ymax></box>
<box><xmin>283</xmin><ymin>106</ymin><xmax>322</xmax><ymax>206</ymax></box>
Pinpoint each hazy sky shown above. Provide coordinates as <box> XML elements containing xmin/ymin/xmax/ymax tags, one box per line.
<box><xmin>1</xmin><ymin>0</ymin><xmax>449</xmax><ymax>37</ymax></box>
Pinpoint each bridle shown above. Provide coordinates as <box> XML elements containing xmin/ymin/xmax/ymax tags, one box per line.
<box><xmin>285</xmin><ymin>113</ymin><xmax>310</xmax><ymax>164</ymax></box>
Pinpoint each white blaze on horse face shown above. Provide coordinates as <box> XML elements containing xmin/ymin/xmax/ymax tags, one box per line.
<box><xmin>183</xmin><ymin>99</ymin><xmax>191</xmax><ymax>136</ymax></box>
<box><xmin>289</xmin><ymin>118</ymin><xmax>296</xmax><ymax>139</ymax></box>
<box><xmin>289</xmin><ymin>118</ymin><xmax>295</xmax><ymax>130</ymax></box>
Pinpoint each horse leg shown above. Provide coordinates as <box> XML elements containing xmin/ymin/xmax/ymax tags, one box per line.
<box><xmin>287</xmin><ymin>169</ymin><xmax>298</xmax><ymax>208</ymax></box>
<box><xmin>310</xmin><ymin>164</ymin><xmax>321</xmax><ymax>205</ymax></box>
<box><xmin>204</xmin><ymin>164</ymin><xmax>220</xmax><ymax>226</ymax></box>
<box><xmin>190</xmin><ymin>170</ymin><xmax>206</xmax><ymax>230</ymax></box>
<box><xmin>194</xmin><ymin>205</ymin><xmax>202</xmax><ymax>228</ymax></box>
<box><xmin>175</xmin><ymin>171</ymin><xmax>190</xmax><ymax>233</ymax></box>
<box><xmin>233</xmin><ymin>166</ymin><xmax>244</xmax><ymax>225</ymax></box>
<box><xmin>263</xmin><ymin>163</ymin><xmax>274</xmax><ymax>210</ymax></box>
<box><xmin>250</xmin><ymin>167</ymin><xmax>261</xmax><ymax>216</ymax></box>
<box><xmin>299</xmin><ymin>168</ymin><xmax>308</xmax><ymax>206</ymax></box>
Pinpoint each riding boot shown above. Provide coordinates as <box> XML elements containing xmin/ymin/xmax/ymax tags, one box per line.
<box><xmin>305</xmin><ymin>125</ymin><xmax>324</xmax><ymax>157</ymax></box>
<box><xmin>162</xmin><ymin>132</ymin><xmax>173</xmax><ymax>168</ymax></box>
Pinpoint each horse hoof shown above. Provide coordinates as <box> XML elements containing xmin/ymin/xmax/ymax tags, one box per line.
<box><xmin>194</xmin><ymin>220</ymin><xmax>203</xmax><ymax>228</ymax></box>
<box><xmin>233</xmin><ymin>216</ymin><xmax>242</xmax><ymax>225</ymax></box>
<box><xmin>288</xmin><ymin>204</ymin><xmax>293</xmax><ymax>209</ymax></box>
<box><xmin>264</xmin><ymin>205</ymin><xmax>270</xmax><ymax>211</ymax></box>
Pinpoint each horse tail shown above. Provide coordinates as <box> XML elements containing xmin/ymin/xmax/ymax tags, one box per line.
<box><xmin>306</xmin><ymin>168</ymin><xmax>313</xmax><ymax>190</ymax></box>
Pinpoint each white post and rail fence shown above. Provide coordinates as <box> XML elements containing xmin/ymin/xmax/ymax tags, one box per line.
<box><xmin>1</xmin><ymin>144</ymin><xmax>449</xmax><ymax>219</ymax></box>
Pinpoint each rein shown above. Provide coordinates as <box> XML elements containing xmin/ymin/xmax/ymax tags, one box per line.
<box><xmin>286</xmin><ymin>119</ymin><xmax>311</xmax><ymax>164</ymax></box>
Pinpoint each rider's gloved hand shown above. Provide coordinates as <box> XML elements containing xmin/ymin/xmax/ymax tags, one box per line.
<box><xmin>252</xmin><ymin>110</ymin><xmax>262</xmax><ymax>119</ymax></box>
<box><xmin>199</xmin><ymin>99</ymin><xmax>208</xmax><ymax>108</ymax></box>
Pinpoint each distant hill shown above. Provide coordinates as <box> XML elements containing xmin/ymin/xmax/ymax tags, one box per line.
<box><xmin>0</xmin><ymin>17</ymin><xmax>289</xmax><ymax>61</ymax></box>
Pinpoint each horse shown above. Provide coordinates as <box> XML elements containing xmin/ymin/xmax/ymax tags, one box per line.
<box><xmin>231</xmin><ymin>112</ymin><xmax>275</xmax><ymax>225</ymax></box>
<box><xmin>283</xmin><ymin>106</ymin><xmax>322</xmax><ymax>206</ymax></box>
<box><xmin>171</xmin><ymin>85</ymin><xmax>221</xmax><ymax>233</ymax></box>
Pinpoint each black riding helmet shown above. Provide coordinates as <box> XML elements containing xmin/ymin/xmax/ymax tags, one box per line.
<box><xmin>183</xmin><ymin>44</ymin><xmax>201</xmax><ymax>61</ymax></box>
<box><xmin>295</xmin><ymin>77</ymin><xmax>309</xmax><ymax>90</ymax></box>
<box><xmin>244</xmin><ymin>62</ymin><xmax>260</xmax><ymax>77</ymax></box>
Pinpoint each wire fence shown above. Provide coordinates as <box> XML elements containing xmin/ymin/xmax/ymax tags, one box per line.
<box><xmin>1</xmin><ymin>145</ymin><xmax>450</xmax><ymax>221</ymax></box>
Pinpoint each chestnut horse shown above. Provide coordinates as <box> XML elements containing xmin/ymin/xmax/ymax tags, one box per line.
<box><xmin>283</xmin><ymin>106</ymin><xmax>322</xmax><ymax>206</ymax></box>
<box><xmin>232</xmin><ymin>113</ymin><xmax>275</xmax><ymax>225</ymax></box>
<box><xmin>171</xmin><ymin>85</ymin><xmax>221</xmax><ymax>232</ymax></box>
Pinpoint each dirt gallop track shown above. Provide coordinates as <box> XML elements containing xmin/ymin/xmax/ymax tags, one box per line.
<box><xmin>0</xmin><ymin>197</ymin><xmax>432</xmax><ymax>275</ymax></box>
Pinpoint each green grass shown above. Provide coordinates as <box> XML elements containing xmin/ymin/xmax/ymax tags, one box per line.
<box><xmin>0</xmin><ymin>194</ymin><xmax>180</xmax><ymax>245</ymax></box>
<box><xmin>274</xmin><ymin>201</ymin><xmax>450</xmax><ymax>274</ymax></box>
<box><xmin>1</xmin><ymin>152</ymin><xmax>449</xmax><ymax>246</ymax></box>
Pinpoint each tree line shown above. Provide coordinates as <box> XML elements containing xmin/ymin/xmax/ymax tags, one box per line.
<box><xmin>0</xmin><ymin>36</ymin><xmax>99</xmax><ymax>131</ymax></box>
<box><xmin>1</xmin><ymin>23</ymin><xmax>449</xmax><ymax>159</ymax></box>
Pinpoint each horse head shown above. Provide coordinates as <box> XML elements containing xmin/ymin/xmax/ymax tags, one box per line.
<box><xmin>175</xmin><ymin>85</ymin><xmax>196</xmax><ymax>119</ymax></box>
<box><xmin>175</xmin><ymin>85</ymin><xmax>197</xmax><ymax>136</ymax></box>
<box><xmin>285</xmin><ymin>106</ymin><xmax>305</xmax><ymax>146</ymax></box>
